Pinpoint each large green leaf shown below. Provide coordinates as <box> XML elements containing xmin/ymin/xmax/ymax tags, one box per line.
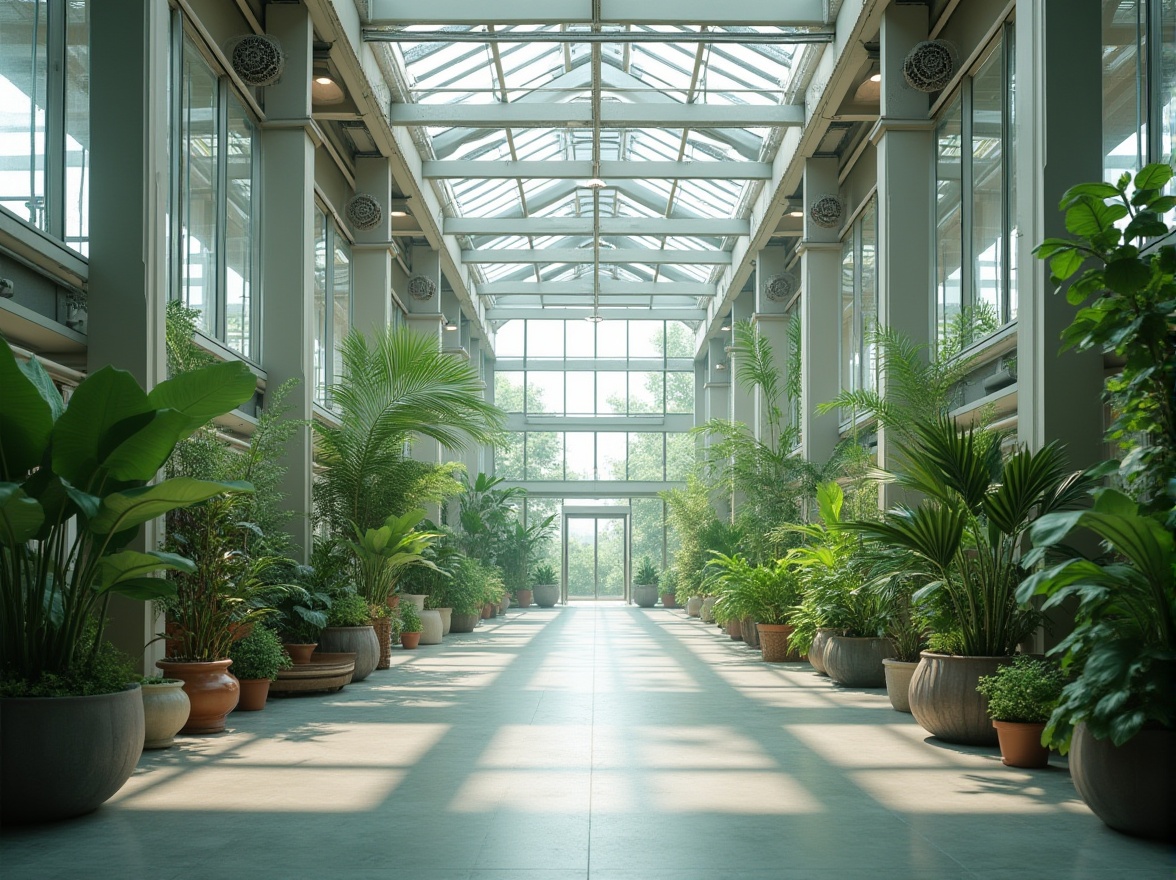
<box><xmin>1133</xmin><ymin>163</ymin><xmax>1174</xmax><ymax>191</ymax></box>
<box><xmin>983</xmin><ymin>441</ymin><xmax>1070</xmax><ymax>534</ymax></box>
<box><xmin>51</xmin><ymin>366</ymin><xmax>152</xmax><ymax>488</ymax></box>
<box><xmin>97</xmin><ymin>549</ymin><xmax>196</xmax><ymax>591</ymax></box>
<box><xmin>99</xmin><ymin>408</ymin><xmax>199</xmax><ymax>482</ymax></box>
<box><xmin>0</xmin><ymin>482</ymin><xmax>44</xmax><ymax>545</ymax></box>
<box><xmin>1065</xmin><ymin>198</ymin><xmax>1128</xmax><ymax>238</ymax></box>
<box><xmin>0</xmin><ymin>341</ymin><xmax>56</xmax><ymax>480</ymax></box>
<box><xmin>89</xmin><ymin>477</ymin><xmax>254</xmax><ymax>535</ymax></box>
<box><xmin>146</xmin><ymin>360</ymin><xmax>258</xmax><ymax>428</ymax></box>
<box><xmin>104</xmin><ymin>577</ymin><xmax>178</xmax><ymax>601</ymax></box>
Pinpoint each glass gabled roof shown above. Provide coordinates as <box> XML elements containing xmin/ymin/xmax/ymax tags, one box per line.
<box><xmin>389</xmin><ymin>24</ymin><xmax>815</xmax><ymax>318</ymax></box>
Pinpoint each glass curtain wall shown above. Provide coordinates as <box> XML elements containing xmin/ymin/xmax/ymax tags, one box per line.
<box><xmin>0</xmin><ymin>0</ymin><xmax>90</xmax><ymax>253</ymax></box>
<box><xmin>312</xmin><ymin>207</ymin><xmax>353</xmax><ymax>407</ymax></box>
<box><xmin>839</xmin><ymin>197</ymin><xmax>877</xmax><ymax>399</ymax></box>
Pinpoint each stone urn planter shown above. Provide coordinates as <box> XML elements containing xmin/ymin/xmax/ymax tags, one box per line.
<box><xmin>450</xmin><ymin>611</ymin><xmax>480</xmax><ymax>633</ymax></box>
<box><xmin>401</xmin><ymin>593</ymin><xmax>427</xmax><ymax>612</ymax></box>
<box><xmin>235</xmin><ymin>678</ymin><xmax>271</xmax><ymax>711</ymax></box>
<box><xmin>516</xmin><ymin>589</ymin><xmax>533</xmax><ymax>608</ymax></box>
<box><xmin>907</xmin><ymin>652</ymin><xmax>1012</xmax><ymax>746</ymax></box>
<box><xmin>157</xmin><ymin>659</ymin><xmax>240</xmax><ymax>734</ymax></box>
<box><xmin>1070</xmin><ymin>723</ymin><xmax>1175</xmax><ymax>841</ymax></box>
<box><xmin>533</xmin><ymin>583</ymin><xmax>559</xmax><ymax>608</ymax></box>
<box><xmin>1</xmin><ymin>685</ymin><xmax>145</xmax><ymax>823</ymax></box>
<box><xmin>823</xmin><ymin>636</ymin><xmax>892</xmax><ymax>688</ymax></box>
<box><xmin>807</xmin><ymin>628</ymin><xmax>836</xmax><ymax>675</ymax></box>
<box><xmin>757</xmin><ymin>623</ymin><xmax>799</xmax><ymax>662</ymax></box>
<box><xmin>633</xmin><ymin>583</ymin><xmax>659</xmax><ymax>608</ymax></box>
<box><xmin>437</xmin><ymin>607</ymin><xmax>453</xmax><ymax>635</ymax></box>
<box><xmin>685</xmin><ymin>596</ymin><xmax>703</xmax><ymax>617</ymax></box>
<box><xmin>700</xmin><ymin>596</ymin><xmax>717</xmax><ymax>623</ymax></box>
<box><xmin>318</xmin><ymin>626</ymin><xmax>380</xmax><ymax>682</ymax></box>
<box><xmin>142</xmin><ymin>679</ymin><xmax>191</xmax><ymax>749</ymax></box>
<box><xmin>882</xmin><ymin>658</ymin><xmax>918</xmax><ymax>713</ymax></box>
<box><xmin>420</xmin><ymin>609</ymin><xmax>444</xmax><ymax>645</ymax></box>
<box><xmin>992</xmin><ymin>721</ymin><xmax>1049</xmax><ymax>769</ymax></box>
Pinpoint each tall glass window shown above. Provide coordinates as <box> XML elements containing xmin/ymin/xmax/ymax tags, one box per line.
<box><xmin>0</xmin><ymin>0</ymin><xmax>90</xmax><ymax>254</ymax></box>
<box><xmin>172</xmin><ymin>27</ymin><xmax>259</xmax><ymax>360</ymax></box>
<box><xmin>934</xmin><ymin>27</ymin><xmax>1016</xmax><ymax>352</ymax></box>
<box><xmin>312</xmin><ymin>207</ymin><xmax>353</xmax><ymax>407</ymax></box>
<box><xmin>839</xmin><ymin>197</ymin><xmax>877</xmax><ymax>397</ymax></box>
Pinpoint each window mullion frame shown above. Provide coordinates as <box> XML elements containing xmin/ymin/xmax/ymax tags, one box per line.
<box><xmin>45</xmin><ymin>0</ymin><xmax>66</xmax><ymax>240</ymax></box>
<box><xmin>1002</xmin><ymin>23</ymin><xmax>1014</xmax><ymax>326</ymax></box>
<box><xmin>168</xmin><ymin>10</ymin><xmax>184</xmax><ymax>302</ymax></box>
<box><xmin>961</xmin><ymin>75</ymin><xmax>975</xmax><ymax>321</ymax></box>
<box><xmin>214</xmin><ymin>79</ymin><xmax>229</xmax><ymax>343</ymax></box>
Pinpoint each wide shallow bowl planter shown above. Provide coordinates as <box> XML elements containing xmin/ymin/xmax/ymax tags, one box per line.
<box><xmin>283</xmin><ymin>643</ymin><xmax>317</xmax><ymax>665</ymax></box>
<box><xmin>437</xmin><ymin>607</ymin><xmax>453</xmax><ymax>635</ymax></box>
<box><xmin>808</xmin><ymin>628</ymin><xmax>836</xmax><ymax>675</ymax></box>
<box><xmin>741</xmin><ymin>616</ymin><xmax>760</xmax><ymax>649</ymax></box>
<box><xmin>157</xmin><ymin>659</ymin><xmax>240</xmax><ymax>734</ymax></box>
<box><xmin>992</xmin><ymin>720</ymin><xmax>1049</xmax><ymax>769</ymax></box>
<box><xmin>660</xmin><ymin>592</ymin><xmax>677</xmax><ymax>609</ymax></box>
<box><xmin>882</xmin><ymin>659</ymin><xmax>918</xmax><ymax>713</ymax></box>
<box><xmin>401</xmin><ymin>631</ymin><xmax>422</xmax><ymax>649</ymax></box>
<box><xmin>908</xmin><ymin>652</ymin><xmax>1011</xmax><ymax>746</ymax></box>
<box><xmin>235</xmin><ymin>678</ymin><xmax>271</xmax><ymax>712</ymax></box>
<box><xmin>1</xmin><ymin>685</ymin><xmax>145</xmax><ymax>823</ymax></box>
<box><xmin>1070</xmin><ymin>723</ymin><xmax>1175</xmax><ymax>841</ymax></box>
<box><xmin>372</xmin><ymin>616</ymin><xmax>393</xmax><ymax>669</ymax></box>
<box><xmin>685</xmin><ymin>596</ymin><xmax>703</xmax><ymax>617</ymax></box>
<box><xmin>401</xmin><ymin>594</ymin><xmax>427</xmax><ymax>612</ymax></box>
<box><xmin>633</xmin><ymin>583</ymin><xmax>659</xmax><ymax>608</ymax></box>
<box><xmin>420</xmin><ymin>609</ymin><xmax>444</xmax><ymax>645</ymax></box>
<box><xmin>824</xmin><ymin>636</ymin><xmax>892</xmax><ymax>688</ymax></box>
<box><xmin>516</xmin><ymin>589</ymin><xmax>533</xmax><ymax>608</ymax></box>
<box><xmin>318</xmin><ymin>626</ymin><xmax>380</xmax><ymax>682</ymax></box>
<box><xmin>757</xmin><ymin>623</ymin><xmax>799</xmax><ymax>662</ymax></box>
<box><xmin>450</xmin><ymin>611</ymin><xmax>480</xmax><ymax>633</ymax></box>
<box><xmin>142</xmin><ymin>679</ymin><xmax>190</xmax><ymax>749</ymax></box>
<box><xmin>533</xmin><ymin>583</ymin><xmax>559</xmax><ymax>608</ymax></box>
<box><xmin>700</xmin><ymin>596</ymin><xmax>717</xmax><ymax>623</ymax></box>
<box><xmin>725</xmin><ymin>618</ymin><xmax>743</xmax><ymax>641</ymax></box>
<box><xmin>270</xmin><ymin>653</ymin><xmax>355</xmax><ymax>695</ymax></box>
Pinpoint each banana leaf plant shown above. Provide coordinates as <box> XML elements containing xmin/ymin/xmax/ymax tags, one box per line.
<box><xmin>0</xmin><ymin>340</ymin><xmax>257</xmax><ymax>691</ymax></box>
<box><xmin>838</xmin><ymin>416</ymin><xmax>1090</xmax><ymax>657</ymax></box>
<box><xmin>349</xmin><ymin>508</ymin><xmax>443</xmax><ymax>605</ymax></box>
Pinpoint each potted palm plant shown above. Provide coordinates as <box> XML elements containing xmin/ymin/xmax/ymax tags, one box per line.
<box><xmin>532</xmin><ymin>564</ymin><xmax>559</xmax><ymax>608</ymax></box>
<box><xmin>499</xmin><ymin>513</ymin><xmax>556</xmax><ymax>609</ymax></box>
<box><xmin>228</xmin><ymin>626</ymin><xmax>292</xmax><ymax>711</ymax></box>
<box><xmin>709</xmin><ymin>554</ymin><xmax>802</xmax><ymax>662</ymax></box>
<box><xmin>0</xmin><ymin>341</ymin><xmax>256</xmax><ymax>822</ymax></box>
<box><xmin>976</xmin><ymin>656</ymin><xmax>1065</xmax><ymax>769</ymax></box>
<box><xmin>633</xmin><ymin>557</ymin><xmax>660</xmax><ymax>608</ymax></box>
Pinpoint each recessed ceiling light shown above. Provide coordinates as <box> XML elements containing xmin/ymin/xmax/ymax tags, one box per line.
<box><xmin>586</xmin><ymin>313</ymin><xmax>605</xmax><ymax>323</ymax></box>
<box><xmin>720</xmin><ymin>323</ymin><xmax>731</xmax><ymax>331</ymax></box>
<box><xmin>787</xmin><ymin>210</ymin><xmax>803</xmax><ymax>218</ymax></box>
<box><xmin>869</xmin><ymin>73</ymin><xmax>882</xmax><ymax>83</ymax></box>
<box><xmin>315</xmin><ymin>76</ymin><xmax>334</xmax><ymax>86</ymax></box>
<box><xmin>445</xmin><ymin>320</ymin><xmax>458</xmax><ymax>331</ymax></box>
<box><xmin>389</xmin><ymin>209</ymin><xmax>409</xmax><ymax>217</ymax></box>
<box><xmin>579</xmin><ymin>178</ymin><xmax>608</xmax><ymax>189</ymax></box>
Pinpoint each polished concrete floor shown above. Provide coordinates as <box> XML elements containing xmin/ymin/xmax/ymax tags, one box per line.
<box><xmin>3</xmin><ymin>606</ymin><xmax>1173</xmax><ymax>879</ymax></box>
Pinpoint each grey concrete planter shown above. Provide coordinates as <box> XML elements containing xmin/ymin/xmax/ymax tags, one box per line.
<box><xmin>908</xmin><ymin>652</ymin><xmax>1011</xmax><ymax>745</ymax></box>
<box><xmin>823</xmin><ymin>636</ymin><xmax>892</xmax><ymax>687</ymax></box>
<box><xmin>318</xmin><ymin>626</ymin><xmax>380</xmax><ymax>682</ymax></box>
<box><xmin>1</xmin><ymin>685</ymin><xmax>145</xmax><ymax>823</ymax></box>
<box><xmin>633</xmin><ymin>583</ymin><xmax>659</xmax><ymax>607</ymax></box>
<box><xmin>808</xmin><ymin>628</ymin><xmax>836</xmax><ymax>675</ymax></box>
<box><xmin>533</xmin><ymin>583</ymin><xmax>559</xmax><ymax>607</ymax></box>
<box><xmin>882</xmin><ymin>658</ymin><xmax>918</xmax><ymax>713</ymax></box>
<box><xmin>450</xmin><ymin>611</ymin><xmax>480</xmax><ymax>633</ymax></box>
<box><xmin>685</xmin><ymin>596</ymin><xmax>703</xmax><ymax>617</ymax></box>
<box><xmin>1071</xmin><ymin>723</ymin><xmax>1175</xmax><ymax>841</ymax></box>
<box><xmin>700</xmin><ymin>596</ymin><xmax>717</xmax><ymax>622</ymax></box>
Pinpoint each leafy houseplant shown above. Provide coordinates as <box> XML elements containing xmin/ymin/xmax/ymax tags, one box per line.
<box><xmin>633</xmin><ymin>556</ymin><xmax>660</xmax><ymax>608</ymax></box>
<box><xmin>708</xmin><ymin>553</ymin><xmax>801</xmax><ymax>662</ymax></box>
<box><xmin>319</xmin><ymin>589</ymin><xmax>382</xmax><ymax>682</ymax></box>
<box><xmin>349</xmin><ymin>509</ymin><xmax>442</xmax><ymax>607</ymax></box>
<box><xmin>228</xmin><ymin>626</ymin><xmax>292</xmax><ymax>682</ymax></box>
<box><xmin>399</xmin><ymin>602</ymin><xmax>423</xmax><ymax>649</ymax></box>
<box><xmin>531</xmin><ymin>563</ymin><xmax>559</xmax><ymax>608</ymax></box>
<box><xmin>327</xmin><ymin>592</ymin><xmax>372</xmax><ymax>628</ymax></box>
<box><xmin>977</xmin><ymin>656</ymin><xmax>1065</xmax><ymax>769</ymax></box>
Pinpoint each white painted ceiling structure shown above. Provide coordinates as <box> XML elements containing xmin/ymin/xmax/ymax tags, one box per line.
<box><xmin>363</xmin><ymin>1</ymin><xmax>836</xmax><ymax>331</ymax></box>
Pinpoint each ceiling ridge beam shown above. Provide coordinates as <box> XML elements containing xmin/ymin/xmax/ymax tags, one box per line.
<box><xmin>424</xmin><ymin>159</ymin><xmax>773</xmax><ymax>179</ymax></box>
<box><xmin>388</xmin><ymin>103</ymin><xmax>806</xmax><ymax>128</ymax></box>
<box><xmin>462</xmin><ymin>248</ymin><xmax>732</xmax><ymax>264</ymax></box>
<box><xmin>446</xmin><ymin>217</ymin><xmax>748</xmax><ymax>235</ymax></box>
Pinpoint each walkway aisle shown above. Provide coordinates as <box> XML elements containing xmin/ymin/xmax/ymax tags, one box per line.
<box><xmin>2</xmin><ymin>607</ymin><xmax>1171</xmax><ymax>879</ymax></box>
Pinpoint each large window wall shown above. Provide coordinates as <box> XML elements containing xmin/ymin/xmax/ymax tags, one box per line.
<box><xmin>523</xmin><ymin>496</ymin><xmax>678</xmax><ymax>577</ymax></box>
<box><xmin>934</xmin><ymin>24</ymin><xmax>1017</xmax><ymax>352</ymax></box>
<box><xmin>312</xmin><ymin>208</ymin><xmax>352</xmax><ymax>406</ymax></box>
<box><xmin>0</xmin><ymin>0</ymin><xmax>90</xmax><ymax>254</ymax></box>
<box><xmin>840</xmin><ymin>197</ymin><xmax>877</xmax><ymax>397</ymax></box>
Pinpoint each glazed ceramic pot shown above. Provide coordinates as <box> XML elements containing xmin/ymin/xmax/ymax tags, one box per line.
<box><xmin>235</xmin><ymin>678</ymin><xmax>271</xmax><ymax>712</ymax></box>
<box><xmin>1070</xmin><ymin>723</ymin><xmax>1175</xmax><ymax>841</ymax></box>
<box><xmin>318</xmin><ymin>626</ymin><xmax>380</xmax><ymax>682</ymax></box>
<box><xmin>142</xmin><ymin>679</ymin><xmax>190</xmax><ymax>748</ymax></box>
<box><xmin>908</xmin><ymin>652</ymin><xmax>1011</xmax><ymax>746</ymax></box>
<box><xmin>992</xmin><ymin>720</ymin><xmax>1049</xmax><ymax>768</ymax></box>
<box><xmin>419</xmin><ymin>609</ymin><xmax>444</xmax><ymax>645</ymax></box>
<box><xmin>882</xmin><ymin>658</ymin><xmax>918</xmax><ymax>713</ymax></box>
<box><xmin>450</xmin><ymin>611</ymin><xmax>480</xmax><ymax>633</ymax></box>
<box><xmin>156</xmin><ymin>659</ymin><xmax>240</xmax><ymax>734</ymax></box>
<box><xmin>823</xmin><ymin>636</ymin><xmax>892</xmax><ymax>688</ymax></box>
<box><xmin>633</xmin><ymin>584</ymin><xmax>659</xmax><ymax>607</ymax></box>
<box><xmin>757</xmin><ymin>624</ymin><xmax>799</xmax><ymax>662</ymax></box>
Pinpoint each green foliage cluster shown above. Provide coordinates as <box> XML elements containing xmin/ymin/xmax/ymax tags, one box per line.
<box><xmin>531</xmin><ymin>563</ymin><xmax>558</xmax><ymax>586</ymax></box>
<box><xmin>398</xmin><ymin>602</ymin><xmax>422</xmax><ymax>634</ymax></box>
<box><xmin>634</xmin><ymin>556</ymin><xmax>659</xmax><ymax>586</ymax></box>
<box><xmin>228</xmin><ymin>625</ymin><xmax>292</xmax><ymax>681</ymax></box>
<box><xmin>327</xmin><ymin>592</ymin><xmax>372</xmax><ymax>627</ymax></box>
<box><xmin>708</xmin><ymin>554</ymin><xmax>801</xmax><ymax>627</ymax></box>
<box><xmin>977</xmin><ymin>656</ymin><xmax>1065</xmax><ymax>724</ymax></box>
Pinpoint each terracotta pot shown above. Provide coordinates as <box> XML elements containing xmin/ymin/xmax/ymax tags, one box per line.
<box><xmin>402</xmin><ymin>594</ymin><xmax>427</xmax><ymax>612</ymax></box>
<box><xmin>1070</xmin><ymin>723</ymin><xmax>1175</xmax><ymax>841</ymax></box>
<box><xmin>882</xmin><ymin>658</ymin><xmax>918</xmax><ymax>713</ymax></box>
<box><xmin>700</xmin><ymin>596</ymin><xmax>717</xmax><ymax>622</ymax></box>
<box><xmin>908</xmin><ymin>652</ymin><xmax>1012</xmax><ymax>746</ymax></box>
<box><xmin>420</xmin><ymin>609</ymin><xmax>444</xmax><ymax>645</ymax></box>
<box><xmin>450</xmin><ymin>611</ymin><xmax>480</xmax><ymax>633</ymax></box>
<box><xmin>1</xmin><ymin>685</ymin><xmax>145</xmax><ymax>823</ymax></box>
<box><xmin>385</xmin><ymin>594</ymin><xmax>401</xmax><ymax>612</ymax></box>
<box><xmin>156</xmin><ymin>659</ymin><xmax>240</xmax><ymax>735</ymax></box>
<box><xmin>726</xmin><ymin>618</ymin><xmax>743</xmax><ymax>641</ymax></box>
<box><xmin>992</xmin><ymin>720</ymin><xmax>1049</xmax><ymax>768</ymax></box>
<box><xmin>283</xmin><ymin>643</ymin><xmax>317</xmax><ymax>665</ymax></box>
<box><xmin>235</xmin><ymin>678</ymin><xmax>271</xmax><ymax>712</ymax></box>
<box><xmin>741</xmin><ymin>616</ymin><xmax>760</xmax><ymax>649</ymax></box>
<box><xmin>142</xmin><ymin>680</ymin><xmax>191</xmax><ymax>748</ymax></box>
<box><xmin>481</xmin><ymin>602</ymin><xmax>493</xmax><ymax>620</ymax></box>
<box><xmin>633</xmin><ymin>584</ymin><xmax>659</xmax><ymax>608</ymax></box>
<box><xmin>824</xmin><ymin>636</ymin><xmax>892</xmax><ymax>688</ymax></box>
<box><xmin>660</xmin><ymin>592</ymin><xmax>677</xmax><ymax>609</ymax></box>
<box><xmin>437</xmin><ymin>607</ymin><xmax>453</xmax><ymax>635</ymax></box>
<box><xmin>401</xmin><ymin>631</ymin><xmax>422</xmax><ymax>649</ymax></box>
<box><xmin>372</xmin><ymin>616</ymin><xmax>393</xmax><ymax>669</ymax></box>
<box><xmin>808</xmin><ymin>628</ymin><xmax>836</xmax><ymax>675</ymax></box>
<box><xmin>685</xmin><ymin>596</ymin><xmax>703</xmax><ymax>617</ymax></box>
<box><xmin>516</xmin><ymin>589</ymin><xmax>533</xmax><ymax>608</ymax></box>
<box><xmin>318</xmin><ymin>626</ymin><xmax>380</xmax><ymax>682</ymax></box>
<box><xmin>533</xmin><ymin>583</ymin><xmax>559</xmax><ymax>608</ymax></box>
<box><xmin>757</xmin><ymin>623</ymin><xmax>800</xmax><ymax>662</ymax></box>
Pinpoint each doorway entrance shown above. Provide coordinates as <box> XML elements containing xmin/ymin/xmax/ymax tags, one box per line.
<box><xmin>562</xmin><ymin>506</ymin><xmax>631</xmax><ymax>602</ymax></box>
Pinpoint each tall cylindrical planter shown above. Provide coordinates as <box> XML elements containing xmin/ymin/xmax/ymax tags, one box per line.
<box><xmin>823</xmin><ymin>636</ymin><xmax>892</xmax><ymax>688</ymax></box>
<box><xmin>685</xmin><ymin>596</ymin><xmax>703</xmax><ymax>617</ymax></box>
<box><xmin>317</xmin><ymin>626</ymin><xmax>380</xmax><ymax>682</ymax></box>
<box><xmin>450</xmin><ymin>611</ymin><xmax>480</xmax><ymax>633</ymax></box>
<box><xmin>882</xmin><ymin>658</ymin><xmax>918</xmax><ymax>713</ymax></box>
<box><xmin>372</xmin><ymin>616</ymin><xmax>393</xmax><ymax>669</ymax></box>
<box><xmin>1</xmin><ymin>685</ymin><xmax>145</xmax><ymax>823</ymax></box>
<box><xmin>142</xmin><ymin>679</ymin><xmax>191</xmax><ymax>749</ymax></box>
<box><xmin>437</xmin><ymin>607</ymin><xmax>453</xmax><ymax>635</ymax></box>
<box><xmin>419</xmin><ymin>609</ymin><xmax>444</xmax><ymax>645</ymax></box>
<box><xmin>1070</xmin><ymin>723</ymin><xmax>1175</xmax><ymax>841</ymax></box>
<box><xmin>757</xmin><ymin>624</ymin><xmax>799</xmax><ymax>662</ymax></box>
<box><xmin>808</xmin><ymin>628</ymin><xmax>836</xmax><ymax>675</ymax></box>
<box><xmin>907</xmin><ymin>652</ymin><xmax>1011</xmax><ymax>746</ymax></box>
<box><xmin>157</xmin><ymin>659</ymin><xmax>240</xmax><ymax>734</ymax></box>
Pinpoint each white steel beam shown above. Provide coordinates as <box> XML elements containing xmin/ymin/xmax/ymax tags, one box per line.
<box><xmin>367</xmin><ymin>0</ymin><xmax>828</xmax><ymax>26</ymax></box>
<box><xmin>388</xmin><ymin>102</ymin><xmax>805</xmax><ymax>129</ymax></box>
<box><xmin>478</xmin><ymin>280</ymin><xmax>713</xmax><ymax>295</ymax></box>
<box><xmin>463</xmin><ymin>248</ymin><xmax>731</xmax><ymax>265</ymax></box>
<box><xmin>487</xmin><ymin>307</ymin><xmax>707</xmax><ymax>321</ymax></box>
<box><xmin>445</xmin><ymin>217</ymin><xmax>748</xmax><ymax>236</ymax></box>
<box><xmin>423</xmin><ymin>160</ymin><xmax>773</xmax><ymax>180</ymax></box>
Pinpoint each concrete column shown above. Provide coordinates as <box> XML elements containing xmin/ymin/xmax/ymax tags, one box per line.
<box><xmin>1015</xmin><ymin>0</ymin><xmax>1104</xmax><ymax>467</ymax></box>
<box><xmin>873</xmin><ymin>2</ymin><xmax>935</xmax><ymax>496</ymax></box>
<box><xmin>729</xmin><ymin>294</ymin><xmax>756</xmax><ymax>429</ymax></box>
<box><xmin>351</xmin><ymin>157</ymin><xmax>394</xmax><ymax>337</ymax></box>
<box><xmin>260</xmin><ymin>3</ymin><xmax>316</xmax><ymax>562</ymax></box>
<box><xmin>799</xmin><ymin>157</ymin><xmax>843</xmax><ymax>466</ymax></box>
<box><xmin>405</xmin><ymin>245</ymin><xmax>444</xmax><ymax>470</ymax></box>
<box><xmin>754</xmin><ymin>245</ymin><xmax>792</xmax><ymax>447</ymax></box>
<box><xmin>88</xmin><ymin>0</ymin><xmax>170</xmax><ymax>673</ymax></box>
